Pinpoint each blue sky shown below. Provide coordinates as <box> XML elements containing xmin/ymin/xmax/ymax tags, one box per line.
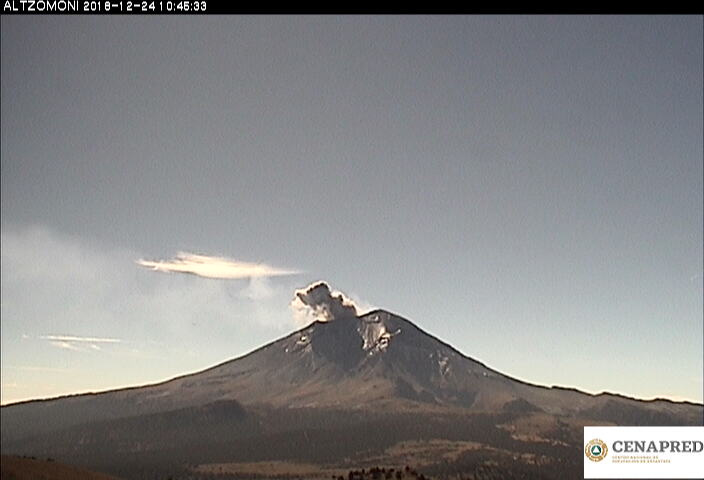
<box><xmin>1</xmin><ymin>16</ymin><xmax>702</xmax><ymax>404</ymax></box>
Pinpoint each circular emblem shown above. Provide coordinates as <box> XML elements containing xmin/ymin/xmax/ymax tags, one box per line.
<box><xmin>585</xmin><ymin>438</ymin><xmax>608</xmax><ymax>462</ymax></box>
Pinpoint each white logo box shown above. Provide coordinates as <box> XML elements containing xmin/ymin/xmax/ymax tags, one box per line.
<box><xmin>584</xmin><ymin>426</ymin><xmax>704</xmax><ymax>479</ymax></box>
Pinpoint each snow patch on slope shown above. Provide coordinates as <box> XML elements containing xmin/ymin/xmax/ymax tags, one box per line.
<box><xmin>358</xmin><ymin>313</ymin><xmax>400</xmax><ymax>354</ymax></box>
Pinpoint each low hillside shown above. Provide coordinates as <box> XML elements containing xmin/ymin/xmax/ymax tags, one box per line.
<box><xmin>1</xmin><ymin>455</ymin><xmax>120</xmax><ymax>480</ymax></box>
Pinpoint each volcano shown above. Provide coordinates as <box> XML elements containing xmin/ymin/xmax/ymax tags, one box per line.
<box><xmin>2</xmin><ymin>309</ymin><xmax>702</xmax><ymax>479</ymax></box>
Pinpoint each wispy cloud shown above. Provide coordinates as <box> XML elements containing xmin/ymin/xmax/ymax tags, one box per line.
<box><xmin>40</xmin><ymin>335</ymin><xmax>121</xmax><ymax>343</ymax></box>
<box><xmin>136</xmin><ymin>252</ymin><xmax>300</xmax><ymax>280</ymax></box>
<box><xmin>1</xmin><ymin>226</ymin><xmax>306</xmax><ymax>404</ymax></box>
<box><xmin>49</xmin><ymin>341</ymin><xmax>82</xmax><ymax>351</ymax></box>
<box><xmin>41</xmin><ymin>334</ymin><xmax>122</xmax><ymax>352</ymax></box>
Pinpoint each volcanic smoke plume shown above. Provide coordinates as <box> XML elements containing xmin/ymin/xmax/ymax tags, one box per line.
<box><xmin>291</xmin><ymin>281</ymin><xmax>359</xmax><ymax>324</ymax></box>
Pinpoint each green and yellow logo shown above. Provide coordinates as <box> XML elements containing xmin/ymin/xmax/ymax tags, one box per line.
<box><xmin>585</xmin><ymin>438</ymin><xmax>608</xmax><ymax>462</ymax></box>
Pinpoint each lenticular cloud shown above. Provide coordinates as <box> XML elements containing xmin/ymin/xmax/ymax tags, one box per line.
<box><xmin>136</xmin><ymin>252</ymin><xmax>299</xmax><ymax>280</ymax></box>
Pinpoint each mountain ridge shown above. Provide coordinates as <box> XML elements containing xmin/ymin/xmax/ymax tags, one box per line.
<box><xmin>2</xmin><ymin>308</ymin><xmax>702</xmax><ymax>480</ymax></box>
<box><xmin>3</xmin><ymin>308</ymin><xmax>701</xmax><ymax>408</ymax></box>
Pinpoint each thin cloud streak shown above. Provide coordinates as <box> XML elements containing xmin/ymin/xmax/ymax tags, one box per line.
<box><xmin>40</xmin><ymin>335</ymin><xmax>122</xmax><ymax>343</ymax></box>
<box><xmin>49</xmin><ymin>341</ymin><xmax>81</xmax><ymax>351</ymax></box>
<box><xmin>136</xmin><ymin>252</ymin><xmax>300</xmax><ymax>280</ymax></box>
<box><xmin>41</xmin><ymin>334</ymin><xmax>123</xmax><ymax>353</ymax></box>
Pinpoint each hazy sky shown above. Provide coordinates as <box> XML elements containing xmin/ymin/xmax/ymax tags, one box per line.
<box><xmin>1</xmin><ymin>16</ymin><xmax>702</xmax><ymax>405</ymax></box>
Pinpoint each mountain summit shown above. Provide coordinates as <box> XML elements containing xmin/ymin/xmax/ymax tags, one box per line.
<box><xmin>3</xmin><ymin>309</ymin><xmax>700</xmax><ymax>434</ymax></box>
<box><xmin>1</xmin><ymin>290</ymin><xmax>702</xmax><ymax>479</ymax></box>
